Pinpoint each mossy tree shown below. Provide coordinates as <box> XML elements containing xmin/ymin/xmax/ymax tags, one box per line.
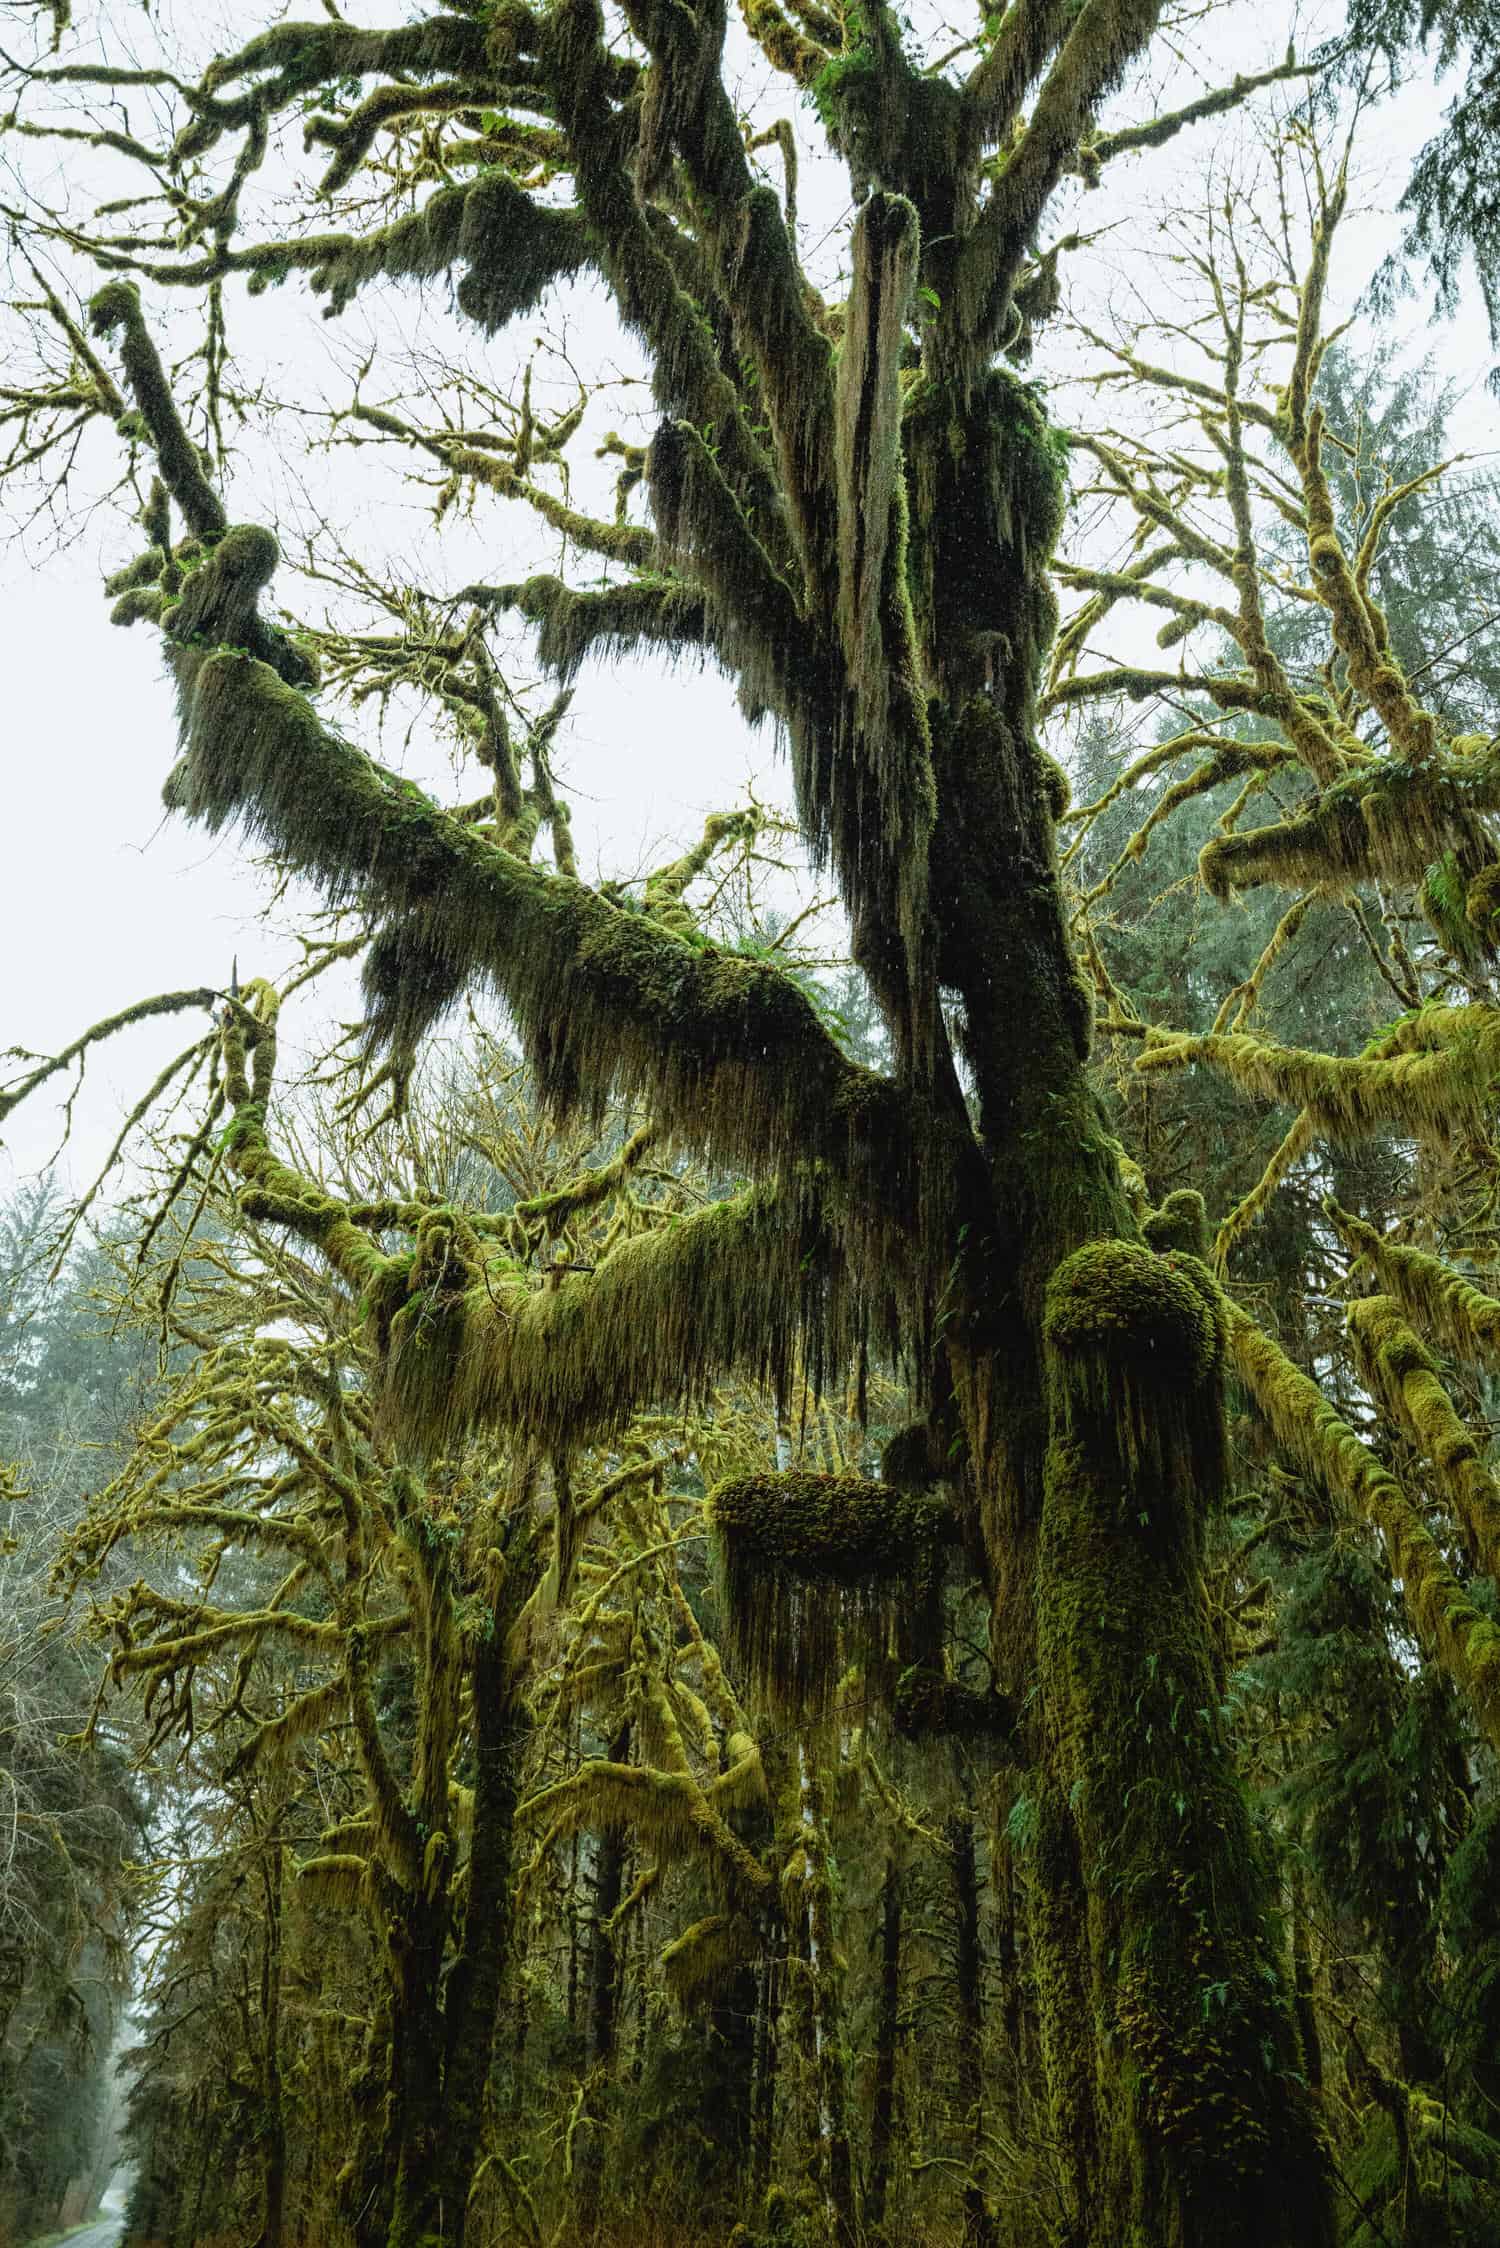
<box><xmin>9</xmin><ymin>2</ymin><xmax>1494</xmax><ymax>2239</ymax></box>
<box><xmin>1049</xmin><ymin>105</ymin><xmax>1500</xmax><ymax>2239</ymax></box>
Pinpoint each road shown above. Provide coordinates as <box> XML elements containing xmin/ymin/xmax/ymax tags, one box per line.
<box><xmin>62</xmin><ymin>2214</ymin><xmax>125</xmax><ymax>2248</ymax></box>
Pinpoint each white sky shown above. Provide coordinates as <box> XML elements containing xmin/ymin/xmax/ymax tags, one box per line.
<box><xmin>1</xmin><ymin>0</ymin><xmax>1494</xmax><ymax>1193</ymax></box>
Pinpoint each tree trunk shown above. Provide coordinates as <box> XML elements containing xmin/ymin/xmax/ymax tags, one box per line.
<box><xmin>949</xmin><ymin>1817</ymin><xmax>996</xmax><ymax>2248</ymax></box>
<box><xmin>751</xmin><ymin>1932</ymin><xmax>780</xmax><ymax>2201</ymax></box>
<box><xmin>901</xmin><ymin>382</ymin><xmax>1337</xmax><ymax>2247</ymax></box>
<box><xmin>256</xmin><ymin>1827</ymin><xmax>287</xmax><ymax>2248</ymax></box>
<box><xmin>1035</xmin><ymin>1240</ymin><xmax>1335</xmax><ymax>2246</ymax></box>
<box><xmin>386</xmin><ymin>1581</ymin><xmax>533</xmax><ymax>2248</ymax></box>
<box><xmin>577</xmin><ymin>1720</ymin><xmax>632</xmax><ymax>2240</ymax></box>
<box><xmin>795</xmin><ymin>1747</ymin><xmax>862</xmax><ymax>2248</ymax></box>
<box><xmin>865</xmin><ymin>1855</ymin><xmax>902</xmax><ymax>2237</ymax></box>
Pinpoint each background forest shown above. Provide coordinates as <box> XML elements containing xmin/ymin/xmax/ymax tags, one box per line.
<box><xmin>3</xmin><ymin>1</ymin><xmax>1500</xmax><ymax>2246</ymax></box>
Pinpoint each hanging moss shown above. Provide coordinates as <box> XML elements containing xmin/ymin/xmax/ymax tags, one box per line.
<box><xmin>1341</xmin><ymin>2092</ymin><xmax>1500</xmax><ymax>2247</ymax></box>
<box><xmin>171</xmin><ymin>647</ymin><xmax>938</xmax><ymax>1251</ymax></box>
<box><xmin>834</xmin><ymin>190</ymin><xmax>919</xmax><ymax>732</ymax></box>
<box><xmin>1224</xmin><ymin>1298</ymin><xmax>1500</xmax><ymax>1754</ymax></box>
<box><xmin>360</xmin><ymin>914</ymin><xmax>468</xmax><ymax>1082</ymax></box>
<box><xmin>647</xmin><ymin>418</ymin><xmax>805</xmax><ymax>717</ymax></box>
<box><xmin>711</xmin><ymin>1469</ymin><xmax>956</xmax><ymax>1717</ymax></box>
<box><xmin>660</xmin><ymin>1912</ymin><xmax>758</xmax><ymax>2009</ymax></box>
<box><xmin>1136</xmin><ymin>1005</ymin><xmax>1500</xmax><ymax>1148</ymax></box>
<box><xmin>1345</xmin><ymin>1294</ymin><xmax>1500</xmax><ymax>1583</ymax></box>
<box><xmin>1328</xmin><ymin>1199</ymin><xmax>1500</xmax><ymax>1372</ymax></box>
<box><xmin>472</xmin><ymin>572</ymin><xmax>716</xmax><ymax>680</ymax></box>
<box><xmin>1198</xmin><ymin>745</ymin><xmax>1500</xmax><ymax>902</ymax></box>
<box><xmin>383</xmin><ymin>1189</ymin><xmax>859</xmax><ymax>1456</ymax></box>
<box><xmin>300</xmin><ymin>171</ymin><xmax>593</xmax><ymax>330</ymax></box>
<box><xmin>520</xmin><ymin>1752</ymin><xmax>771</xmax><ymax>1901</ymax></box>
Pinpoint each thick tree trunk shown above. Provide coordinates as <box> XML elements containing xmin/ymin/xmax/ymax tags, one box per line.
<box><xmin>1036</xmin><ymin>1241</ymin><xmax>1335</xmax><ymax>2246</ymax></box>
<box><xmin>903</xmin><ymin>383</ymin><xmax>1337</xmax><ymax>2248</ymax></box>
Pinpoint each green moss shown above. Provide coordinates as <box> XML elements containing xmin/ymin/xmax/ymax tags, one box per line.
<box><xmin>1141</xmin><ymin>1189</ymin><xmax>1208</xmax><ymax>1260</ymax></box>
<box><xmin>1136</xmin><ymin>1004</ymin><xmax>1500</xmax><ymax>1150</ymax></box>
<box><xmin>304</xmin><ymin>171</ymin><xmax>593</xmax><ymax>331</ymax></box>
<box><xmin>89</xmin><ymin>279</ymin><xmax>226</xmax><ymax>542</ymax></box>
<box><xmin>1328</xmin><ymin>1198</ymin><xmax>1500</xmax><ymax>1372</ymax></box>
<box><xmin>1225</xmin><ymin>1297</ymin><xmax>1500</xmax><ymax>1755</ymax></box>
<box><xmin>1346</xmin><ymin>1293</ymin><xmax>1500</xmax><ymax>1582</ymax></box>
<box><xmin>711</xmin><ymin>1469</ymin><xmax>956</xmax><ymax>1716</ymax></box>
<box><xmin>1037</xmin><ymin>1247</ymin><xmax>1334</xmax><ymax>2243</ymax></box>
<box><xmin>1044</xmin><ymin>1240</ymin><xmax>1225</xmax><ymax>1505</ymax></box>
<box><xmin>1199</xmin><ymin>745</ymin><xmax>1500</xmax><ymax>903</ymax></box>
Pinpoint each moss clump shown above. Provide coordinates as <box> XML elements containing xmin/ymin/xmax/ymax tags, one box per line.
<box><xmin>1044</xmin><ymin>1240</ymin><xmax>1225</xmax><ymax>1504</ymax></box>
<box><xmin>163</xmin><ymin>524</ymin><xmax>319</xmax><ymax>701</ymax></box>
<box><xmin>711</xmin><ymin>1469</ymin><xmax>954</xmax><ymax>1585</ymax></box>
<box><xmin>305</xmin><ymin>172</ymin><xmax>593</xmax><ymax>330</ymax></box>
<box><xmin>1141</xmin><ymin>1188</ymin><xmax>1208</xmax><ymax>1260</ymax></box>
<box><xmin>711</xmin><ymin>1469</ymin><xmax>956</xmax><ymax>1717</ymax></box>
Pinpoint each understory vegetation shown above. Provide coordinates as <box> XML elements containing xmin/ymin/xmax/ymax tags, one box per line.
<box><xmin>3</xmin><ymin>0</ymin><xmax>1500</xmax><ymax>2243</ymax></box>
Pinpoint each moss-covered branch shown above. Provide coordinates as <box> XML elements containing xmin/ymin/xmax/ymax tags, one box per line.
<box><xmin>175</xmin><ymin>644</ymin><xmax>921</xmax><ymax>1210</ymax></box>
<box><xmin>1327</xmin><ymin>1200</ymin><xmax>1500</xmax><ymax>1372</ymax></box>
<box><xmin>1135</xmin><ymin>1005</ymin><xmax>1500</xmax><ymax>1147</ymax></box>
<box><xmin>87</xmin><ymin>280</ymin><xmax>225</xmax><ymax>538</ymax></box>
<box><xmin>1346</xmin><ymin>1294</ymin><xmax>1500</xmax><ymax>1582</ymax></box>
<box><xmin>0</xmin><ymin>986</ymin><xmax>217</xmax><ymax>1130</ymax></box>
<box><xmin>1197</xmin><ymin>743</ymin><xmax>1500</xmax><ymax>901</ymax></box>
<box><xmin>957</xmin><ymin>0</ymin><xmax>1166</xmax><ymax>350</ymax></box>
<box><xmin>1224</xmin><ymin>1297</ymin><xmax>1500</xmax><ymax>1752</ymax></box>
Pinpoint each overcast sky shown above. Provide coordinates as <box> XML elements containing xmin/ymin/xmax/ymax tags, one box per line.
<box><xmin>2</xmin><ymin>0</ymin><xmax>1494</xmax><ymax>1199</ymax></box>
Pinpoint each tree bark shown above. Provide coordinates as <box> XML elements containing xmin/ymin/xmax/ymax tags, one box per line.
<box><xmin>865</xmin><ymin>1855</ymin><xmax>902</xmax><ymax>2237</ymax></box>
